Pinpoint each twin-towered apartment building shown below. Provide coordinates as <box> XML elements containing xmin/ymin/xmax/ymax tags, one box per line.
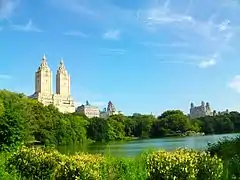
<box><xmin>30</xmin><ymin>55</ymin><xmax>120</xmax><ymax>118</ymax></box>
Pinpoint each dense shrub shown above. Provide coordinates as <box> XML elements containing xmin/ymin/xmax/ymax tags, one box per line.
<box><xmin>147</xmin><ymin>149</ymin><xmax>223</xmax><ymax>180</ymax></box>
<box><xmin>55</xmin><ymin>153</ymin><xmax>104</xmax><ymax>180</ymax></box>
<box><xmin>0</xmin><ymin>153</ymin><xmax>19</xmax><ymax>180</ymax></box>
<box><xmin>208</xmin><ymin>136</ymin><xmax>240</xmax><ymax>179</ymax></box>
<box><xmin>7</xmin><ymin>147</ymin><xmax>63</xmax><ymax>179</ymax></box>
<box><xmin>6</xmin><ymin>146</ymin><xmax>226</xmax><ymax>180</ymax></box>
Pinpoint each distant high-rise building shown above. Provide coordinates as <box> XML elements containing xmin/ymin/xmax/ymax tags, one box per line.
<box><xmin>100</xmin><ymin>101</ymin><xmax>120</xmax><ymax>119</ymax></box>
<box><xmin>30</xmin><ymin>55</ymin><xmax>75</xmax><ymax>113</ymax></box>
<box><xmin>76</xmin><ymin>101</ymin><xmax>100</xmax><ymax>118</ymax></box>
<box><xmin>189</xmin><ymin>101</ymin><xmax>213</xmax><ymax>118</ymax></box>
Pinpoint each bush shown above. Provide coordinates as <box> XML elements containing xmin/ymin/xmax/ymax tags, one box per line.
<box><xmin>7</xmin><ymin>147</ymin><xmax>63</xmax><ymax>179</ymax></box>
<box><xmin>55</xmin><ymin>153</ymin><xmax>104</xmax><ymax>180</ymax></box>
<box><xmin>207</xmin><ymin>136</ymin><xmax>240</xmax><ymax>179</ymax></box>
<box><xmin>0</xmin><ymin>152</ymin><xmax>19</xmax><ymax>180</ymax></box>
<box><xmin>6</xmin><ymin>147</ymin><xmax>225</xmax><ymax>180</ymax></box>
<box><xmin>146</xmin><ymin>149</ymin><xmax>223</xmax><ymax>180</ymax></box>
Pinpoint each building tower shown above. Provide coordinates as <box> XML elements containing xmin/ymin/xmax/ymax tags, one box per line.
<box><xmin>30</xmin><ymin>55</ymin><xmax>53</xmax><ymax>106</ymax></box>
<box><xmin>107</xmin><ymin>101</ymin><xmax>116</xmax><ymax>112</ymax></box>
<box><xmin>35</xmin><ymin>54</ymin><xmax>52</xmax><ymax>95</ymax></box>
<box><xmin>56</xmin><ymin>59</ymin><xmax>71</xmax><ymax>97</ymax></box>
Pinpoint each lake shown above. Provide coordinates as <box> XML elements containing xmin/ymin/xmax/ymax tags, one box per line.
<box><xmin>57</xmin><ymin>133</ymin><xmax>239</xmax><ymax>157</ymax></box>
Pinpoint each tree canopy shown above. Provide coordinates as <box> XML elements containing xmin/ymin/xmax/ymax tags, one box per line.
<box><xmin>0</xmin><ymin>90</ymin><xmax>240</xmax><ymax>151</ymax></box>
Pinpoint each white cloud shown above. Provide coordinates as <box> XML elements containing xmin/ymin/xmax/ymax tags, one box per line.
<box><xmin>198</xmin><ymin>59</ymin><xmax>216</xmax><ymax>68</ymax></box>
<box><xmin>144</xmin><ymin>9</ymin><xmax>193</xmax><ymax>25</ymax></box>
<box><xmin>137</xmin><ymin>1</ymin><xmax>194</xmax><ymax>26</ymax></box>
<box><xmin>63</xmin><ymin>31</ymin><xmax>89</xmax><ymax>38</ymax></box>
<box><xmin>0</xmin><ymin>74</ymin><xmax>12</xmax><ymax>79</ymax></box>
<box><xmin>218</xmin><ymin>20</ymin><xmax>230</xmax><ymax>32</ymax></box>
<box><xmin>135</xmin><ymin>0</ymin><xmax>238</xmax><ymax>68</ymax></box>
<box><xmin>142</xmin><ymin>42</ymin><xmax>188</xmax><ymax>47</ymax></box>
<box><xmin>198</xmin><ymin>53</ymin><xmax>218</xmax><ymax>68</ymax></box>
<box><xmin>11</xmin><ymin>20</ymin><xmax>42</xmax><ymax>32</ymax></box>
<box><xmin>0</xmin><ymin>0</ymin><xmax>19</xmax><ymax>20</ymax></box>
<box><xmin>228</xmin><ymin>75</ymin><xmax>240</xmax><ymax>93</ymax></box>
<box><xmin>102</xmin><ymin>29</ymin><xmax>121</xmax><ymax>40</ymax></box>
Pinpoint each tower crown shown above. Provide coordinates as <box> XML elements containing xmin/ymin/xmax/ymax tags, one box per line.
<box><xmin>57</xmin><ymin>59</ymin><xmax>68</xmax><ymax>74</ymax></box>
<box><xmin>38</xmin><ymin>54</ymin><xmax>50</xmax><ymax>71</ymax></box>
<box><xmin>107</xmin><ymin>101</ymin><xmax>116</xmax><ymax>112</ymax></box>
<box><xmin>56</xmin><ymin>58</ymin><xmax>70</xmax><ymax>96</ymax></box>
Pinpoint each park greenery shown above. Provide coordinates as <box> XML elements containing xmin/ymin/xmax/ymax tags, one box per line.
<box><xmin>1</xmin><ymin>90</ymin><xmax>240</xmax><ymax>150</ymax></box>
<box><xmin>0</xmin><ymin>89</ymin><xmax>240</xmax><ymax>179</ymax></box>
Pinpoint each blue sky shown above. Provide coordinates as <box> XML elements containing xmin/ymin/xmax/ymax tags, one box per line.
<box><xmin>1</xmin><ymin>0</ymin><xmax>240</xmax><ymax>115</ymax></box>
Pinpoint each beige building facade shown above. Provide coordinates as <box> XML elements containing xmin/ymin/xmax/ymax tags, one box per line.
<box><xmin>30</xmin><ymin>55</ymin><xmax>75</xmax><ymax>113</ymax></box>
<box><xmin>76</xmin><ymin>101</ymin><xmax>100</xmax><ymax>118</ymax></box>
<box><xmin>189</xmin><ymin>101</ymin><xmax>213</xmax><ymax>119</ymax></box>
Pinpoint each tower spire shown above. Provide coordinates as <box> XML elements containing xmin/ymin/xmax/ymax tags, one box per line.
<box><xmin>38</xmin><ymin>54</ymin><xmax>49</xmax><ymax>71</ymax></box>
<box><xmin>58</xmin><ymin>58</ymin><xmax>66</xmax><ymax>72</ymax></box>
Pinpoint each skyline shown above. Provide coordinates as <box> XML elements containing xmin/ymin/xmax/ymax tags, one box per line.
<box><xmin>1</xmin><ymin>0</ymin><xmax>240</xmax><ymax>115</ymax></box>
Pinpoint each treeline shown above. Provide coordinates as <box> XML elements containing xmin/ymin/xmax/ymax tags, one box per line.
<box><xmin>0</xmin><ymin>90</ymin><xmax>240</xmax><ymax>150</ymax></box>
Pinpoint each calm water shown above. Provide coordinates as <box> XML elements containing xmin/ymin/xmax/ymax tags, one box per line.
<box><xmin>57</xmin><ymin>133</ymin><xmax>239</xmax><ymax>157</ymax></box>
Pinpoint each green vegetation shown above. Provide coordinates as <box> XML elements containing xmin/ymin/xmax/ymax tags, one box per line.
<box><xmin>1</xmin><ymin>89</ymin><xmax>240</xmax><ymax>179</ymax></box>
<box><xmin>1</xmin><ymin>90</ymin><xmax>240</xmax><ymax>150</ymax></box>
<box><xmin>208</xmin><ymin>136</ymin><xmax>240</xmax><ymax>179</ymax></box>
<box><xmin>5</xmin><ymin>146</ymin><xmax>223</xmax><ymax>180</ymax></box>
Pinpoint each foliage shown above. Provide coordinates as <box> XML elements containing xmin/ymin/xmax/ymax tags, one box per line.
<box><xmin>6</xmin><ymin>147</ymin><xmax>63</xmax><ymax>179</ymax></box>
<box><xmin>207</xmin><ymin>136</ymin><xmax>240</xmax><ymax>179</ymax></box>
<box><xmin>1</xmin><ymin>89</ymin><xmax>240</xmax><ymax>149</ymax></box>
<box><xmin>55</xmin><ymin>153</ymin><xmax>104</xmax><ymax>180</ymax></box>
<box><xmin>0</xmin><ymin>90</ymin><xmax>29</xmax><ymax>151</ymax></box>
<box><xmin>147</xmin><ymin>149</ymin><xmax>223</xmax><ymax>180</ymax></box>
<box><xmin>0</xmin><ymin>152</ymin><xmax>19</xmax><ymax>180</ymax></box>
<box><xmin>0</xmin><ymin>90</ymin><xmax>88</xmax><ymax>150</ymax></box>
<box><xmin>6</xmin><ymin>146</ymin><xmax>226</xmax><ymax>180</ymax></box>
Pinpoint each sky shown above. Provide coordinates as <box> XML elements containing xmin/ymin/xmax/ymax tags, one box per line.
<box><xmin>1</xmin><ymin>0</ymin><xmax>240</xmax><ymax>116</ymax></box>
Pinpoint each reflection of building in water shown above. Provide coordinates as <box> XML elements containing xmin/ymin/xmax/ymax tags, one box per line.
<box><xmin>30</xmin><ymin>55</ymin><xmax>75</xmax><ymax>113</ymax></box>
<box><xmin>76</xmin><ymin>101</ymin><xmax>100</xmax><ymax>118</ymax></box>
<box><xmin>189</xmin><ymin>101</ymin><xmax>213</xmax><ymax>118</ymax></box>
<box><xmin>100</xmin><ymin>101</ymin><xmax>120</xmax><ymax>119</ymax></box>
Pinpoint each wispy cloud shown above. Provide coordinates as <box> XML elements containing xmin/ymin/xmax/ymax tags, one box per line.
<box><xmin>140</xmin><ymin>9</ymin><xmax>193</xmax><ymax>25</ymax></box>
<box><xmin>102</xmin><ymin>29</ymin><xmax>121</xmax><ymax>40</ymax></box>
<box><xmin>99</xmin><ymin>48</ymin><xmax>127</xmax><ymax>55</ymax></box>
<box><xmin>11</xmin><ymin>20</ymin><xmax>42</xmax><ymax>32</ymax></box>
<box><xmin>142</xmin><ymin>42</ymin><xmax>189</xmax><ymax>47</ymax></box>
<box><xmin>136</xmin><ymin>0</ymin><xmax>238</xmax><ymax>68</ymax></box>
<box><xmin>198</xmin><ymin>59</ymin><xmax>216</xmax><ymax>68</ymax></box>
<box><xmin>228</xmin><ymin>75</ymin><xmax>240</xmax><ymax>93</ymax></box>
<box><xmin>198</xmin><ymin>53</ymin><xmax>218</xmax><ymax>68</ymax></box>
<box><xmin>0</xmin><ymin>74</ymin><xmax>12</xmax><ymax>79</ymax></box>
<box><xmin>0</xmin><ymin>0</ymin><xmax>19</xmax><ymax>20</ymax></box>
<box><xmin>63</xmin><ymin>31</ymin><xmax>89</xmax><ymax>38</ymax></box>
<box><xmin>156</xmin><ymin>52</ymin><xmax>219</xmax><ymax>68</ymax></box>
<box><xmin>157</xmin><ymin>60</ymin><xmax>195</xmax><ymax>65</ymax></box>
